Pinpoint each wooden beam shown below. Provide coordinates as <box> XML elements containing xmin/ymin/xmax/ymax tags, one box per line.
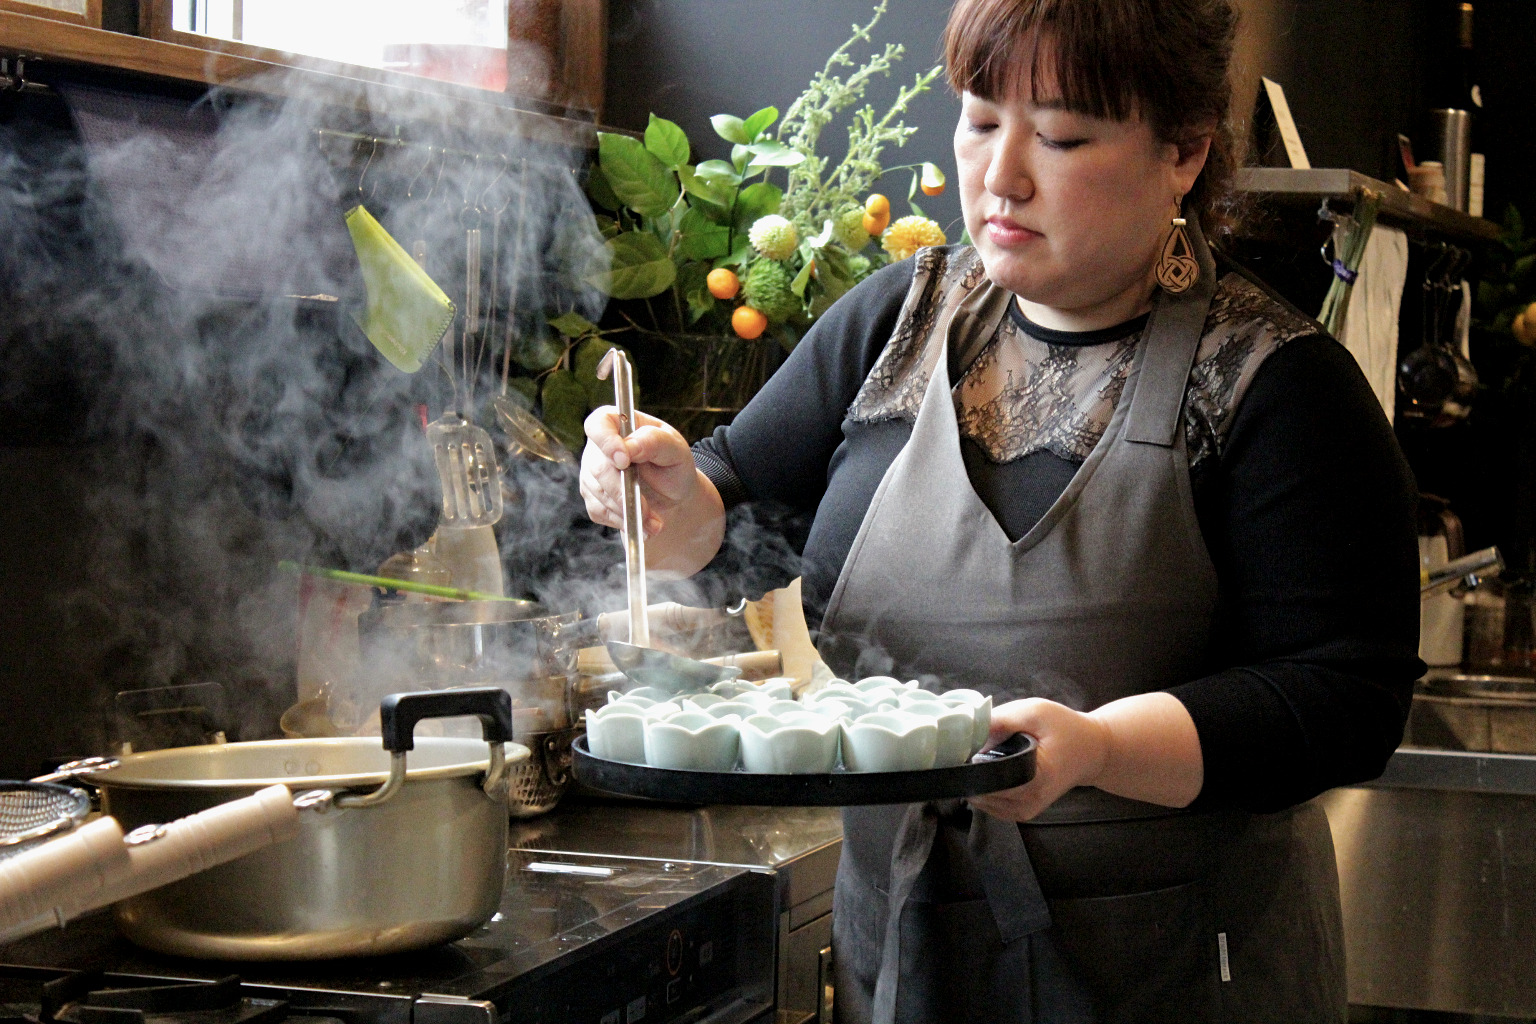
<box><xmin>0</xmin><ymin>8</ymin><xmax>599</xmax><ymax>150</ymax></box>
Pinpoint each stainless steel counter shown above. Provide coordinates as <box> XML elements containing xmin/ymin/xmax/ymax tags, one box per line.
<box><xmin>512</xmin><ymin>800</ymin><xmax>843</xmax><ymax>1024</ymax></box>
<box><xmin>1322</xmin><ymin>746</ymin><xmax>1536</xmax><ymax>1016</ymax></box>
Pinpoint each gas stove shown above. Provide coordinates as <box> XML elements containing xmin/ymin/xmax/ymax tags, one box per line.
<box><xmin>0</xmin><ymin>851</ymin><xmax>776</xmax><ymax>1024</ymax></box>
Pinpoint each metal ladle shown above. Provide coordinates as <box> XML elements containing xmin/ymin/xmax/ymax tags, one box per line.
<box><xmin>596</xmin><ymin>348</ymin><xmax>741</xmax><ymax>694</ymax></box>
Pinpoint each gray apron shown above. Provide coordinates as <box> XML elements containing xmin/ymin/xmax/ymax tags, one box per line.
<box><xmin>820</xmin><ymin>221</ymin><xmax>1346</xmax><ymax>1024</ymax></box>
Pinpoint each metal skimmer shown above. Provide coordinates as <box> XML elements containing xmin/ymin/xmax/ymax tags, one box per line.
<box><xmin>0</xmin><ymin>782</ymin><xmax>91</xmax><ymax>858</ymax></box>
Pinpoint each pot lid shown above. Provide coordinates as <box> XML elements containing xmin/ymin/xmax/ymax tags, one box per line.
<box><xmin>92</xmin><ymin>736</ymin><xmax>529</xmax><ymax>790</ymax></box>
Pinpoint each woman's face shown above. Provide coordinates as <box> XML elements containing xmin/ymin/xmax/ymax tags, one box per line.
<box><xmin>954</xmin><ymin>77</ymin><xmax>1209</xmax><ymax>327</ymax></box>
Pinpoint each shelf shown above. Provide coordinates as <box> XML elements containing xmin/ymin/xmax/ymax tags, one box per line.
<box><xmin>0</xmin><ymin>8</ymin><xmax>598</xmax><ymax>151</ymax></box>
<box><xmin>1235</xmin><ymin>167</ymin><xmax>1502</xmax><ymax>244</ymax></box>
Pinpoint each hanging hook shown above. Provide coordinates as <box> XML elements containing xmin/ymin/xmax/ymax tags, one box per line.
<box><xmin>356</xmin><ymin>138</ymin><xmax>379</xmax><ymax>203</ymax></box>
<box><xmin>478</xmin><ymin>154</ymin><xmax>512</xmax><ymax>218</ymax></box>
<box><xmin>405</xmin><ymin>144</ymin><xmax>437</xmax><ymax>201</ymax></box>
<box><xmin>423</xmin><ymin>147</ymin><xmax>448</xmax><ymax>202</ymax></box>
<box><xmin>458</xmin><ymin>153</ymin><xmax>484</xmax><ymax>229</ymax></box>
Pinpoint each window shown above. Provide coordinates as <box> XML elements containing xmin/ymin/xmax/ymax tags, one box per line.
<box><xmin>169</xmin><ymin>0</ymin><xmax>512</xmax><ymax>90</ymax></box>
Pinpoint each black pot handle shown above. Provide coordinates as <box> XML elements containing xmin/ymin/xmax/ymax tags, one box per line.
<box><xmin>379</xmin><ymin>688</ymin><xmax>514</xmax><ymax>753</ymax></box>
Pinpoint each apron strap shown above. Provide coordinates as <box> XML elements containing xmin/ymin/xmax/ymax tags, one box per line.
<box><xmin>1123</xmin><ymin>213</ymin><xmax>1220</xmax><ymax>448</ymax></box>
<box><xmin>971</xmin><ymin>808</ymin><xmax>1053</xmax><ymax>941</ymax></box>
<box><xmin>947</xmin><ymin>280</ymin><xmax>1017</xmax><ymax>384</ymax></box>
<box><xmin>872</xmin><ymin>802</ymin><xmax>1051</xmax><ymax>1024</ymax></box>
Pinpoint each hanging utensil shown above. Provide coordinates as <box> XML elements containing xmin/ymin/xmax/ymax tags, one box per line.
<box><xmin>493</xmin><ymin>394</ymin><xmax>576</xmax><ymax>466</ymax></box>
<box><xmin>423</xmin><ymin>158</ymin><xmax>504</xmax><ymax>530</ymax></box>
<box><xmin>426</xmin><ymin>411</ymin><xmax>504</xmax><ymax>528</ymax></box>
<box><xmin>500</xmin><ymin>157</ymin><xmax>531</xmax><ymax>398</ymax></box>
<box><xmin>491</xmin><ymin>160</ymin><xmax>548</xmax><ymax>457</ymax></box>
<box><xmin>471</xmin><ymin>158</ymin><xmax>511</xmax><ymax>411</ymax></box>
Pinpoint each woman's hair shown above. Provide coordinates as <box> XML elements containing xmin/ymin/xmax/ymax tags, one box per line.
<box><xmin>943</xmin><ymin>0</ymin><xmax>1239</xmax><ymax>236</ymax></box>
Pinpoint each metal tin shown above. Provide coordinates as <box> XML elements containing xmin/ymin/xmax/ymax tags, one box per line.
<box><xmin>1428</xmin><ymin>108</ymin><xmax>1473</xmax><ymax>212</ymax></box>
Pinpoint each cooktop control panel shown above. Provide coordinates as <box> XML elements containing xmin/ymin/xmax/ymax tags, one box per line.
<box><xmin>439</xmin><ymin>854</ymin><xmax>777</xmax><ymax>1024</ymax></box>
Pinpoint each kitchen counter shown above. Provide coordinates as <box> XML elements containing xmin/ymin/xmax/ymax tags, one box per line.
<box><xmin>1358</xmin><ymin>744</ymin><xmax>1536</xmax><ymax>794</ymax></box>
<box><xmin>1322</xmin><ymin>745</ymin><xmax>1536</xmax><ymax>1017</ymax></box>
<box><xmin>514</xmin><ymin>800</ymin><xmax>842</xmax><ymax>1024</ymax></box>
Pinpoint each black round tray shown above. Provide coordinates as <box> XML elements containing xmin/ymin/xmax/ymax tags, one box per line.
<box><xmin>571</xmin><ymin>732</ymin><xmax>1036</xmax><ymax>806</ymax></box>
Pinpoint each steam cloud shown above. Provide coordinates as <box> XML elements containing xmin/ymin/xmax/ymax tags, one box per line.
<box><xmin>0</xmin><ymin>66</ymin><xmax>632</xmax><ymax>762</ymax></box>
<box><xmin>0</xmin><ymin>46</ymin><xmax>845</xmax><ymax>775</ymax></box>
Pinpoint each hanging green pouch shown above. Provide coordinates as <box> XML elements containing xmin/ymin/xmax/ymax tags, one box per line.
<box><xmin>344</xmin><ymin>205</ymin><xmax>455</xmax><ymax>373</ymax></box>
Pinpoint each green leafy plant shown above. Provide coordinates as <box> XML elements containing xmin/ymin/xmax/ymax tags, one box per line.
<box><xmin>496</xmin><ymin>2</ymin><xmax>951</xmax><ymax>442</ymax></box>
<box><xmin>1470</xmin><ymin>205</ymin><xmax>1536</xmax><ymax>401</ymax></box>
<box><xmin>1476</xmin><ymin>205</ymin><xmax>1536</xmax><ymax>345</ymax></box>
<box><xmin>582</xmin><ymin>0</ymin><xmax>945</xmax><ymax>351</ymax></box>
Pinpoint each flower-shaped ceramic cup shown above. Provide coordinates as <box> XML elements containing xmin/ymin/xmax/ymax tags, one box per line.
<box><xmin>937</xmin><ymin>690</ymin><xmax>993</xmax><ymax>753</ymax></box>
<box><xmin>704</xmin><ymin>700</ymin><xmax>761</xmax><ymax>720</ymax></box>
<box><xmin>606</xmin><ymin>691</ymin><xmax>657</xmax><ymax>709</ymax></box>
<box><xmin>854</xmin><ymin>676</ymin><xmax>919</xmax><ymax>696</ymax></box>
<box><xmin>679</xmin><ymin>693</ymin><xmax>727</xmax><ymax>710</ymax></box>
<box><xmin>800</xmin><ymin>697</ymin><xmax>860</xmax><ymax>722</ymax></box>
<box><xmin>900</xmin><ymin>700</ymin><xmax>977</xmax><ymax>768</ymax></box>
<box><xmin>739</xmin><ymin>713</ymin><xmax>840</xmax><ymax>774</ymax></box>
<box><xmin>621</xmin><ymin>686</ymin><xmax>680</xmax><ymax>703</ymax></box>
<box><xmin>740</xmin><ymin>678</ymin><xmax>796</xmax><ymax>701</ymax></box>
<box><xmin>762</xmin><ymin>699</ymin><xmax>807</xmax><ymax>718</ymax></box>
<box><xmin>804</xmin><ymin>692</ymin><xmax>884</xmax><ymax>721</ymax></box>
<box><xmin>840</xmin><ymin>711</ymin><xmax>938</xmax><ymax>772</ymax></box>
<box><xmin>585</xmin><ymin>704</ymin><xmax>648</xmax><ymax>764</ymax></box>
<box><xmin>644</xmin><ymin>711</ymin><xmax>741</xmax><ymax>771</ymax></box>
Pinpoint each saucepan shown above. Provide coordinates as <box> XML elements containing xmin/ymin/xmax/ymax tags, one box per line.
<box><xmin>45</xmin><ymin>687</ymin><xmax>528</xmax><ymax>960</ymax></box>
<box><xmin>356</xmin><ymin>599</ymin><xmax>582</xmax><ymax>817</ymax></box>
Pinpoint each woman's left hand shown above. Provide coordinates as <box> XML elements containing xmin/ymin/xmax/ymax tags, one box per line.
<box><xmin>968</xmin><ymin>698</ymin><xmax>1112</xmax><ymax>822</ymax></box>
<box><xmin>968</xmin><ymin>692</ymin><xmax>1205</xmax><ymax>822</ymax></box>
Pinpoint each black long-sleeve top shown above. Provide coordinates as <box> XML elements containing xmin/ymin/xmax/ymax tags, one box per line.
<box><xmin>692</xmin><ymin>253</ymin><xmax>1423</xmax><ymax>814</ymax></box>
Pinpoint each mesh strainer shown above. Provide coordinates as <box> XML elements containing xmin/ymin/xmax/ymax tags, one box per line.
<box><xmin>0</xmin><ymin>782</ymin><xmax>91</xmax><ymax>858</ymax></box>
<box><xmin>506</xmin><ymin>729</ymin><xmax>578</xmax><ymax>818</ymax></box>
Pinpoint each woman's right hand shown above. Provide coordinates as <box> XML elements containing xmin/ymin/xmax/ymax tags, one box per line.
<box><xmin>579</xmin><ymin>406</ymin><xmax>703</xmax><ymax>538</ymax></box>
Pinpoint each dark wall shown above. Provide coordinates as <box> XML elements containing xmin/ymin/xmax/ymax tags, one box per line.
<box><xmin>605</xmin><ymin>0</ymin><xmax>963</xmax><ymax>236</ymax></box>
<box><xmin>1250</xmin><ymin>0</ymin><xmax>1429</xmax><ymax>183</ymax></box>
<box><xmin>604</xmin><ymin>1</ymin><xmax>1534</xmax><ymax>223</ymax></box>
<box><xmin>1463</xmin><ymin>0</ymin><xmax>1536</xmax><ymax>223</ymax></box>
<box><xmin>1251</xmin><ymin>0</ymin><xmax>1535</xmax><ymax>221</ymax></box>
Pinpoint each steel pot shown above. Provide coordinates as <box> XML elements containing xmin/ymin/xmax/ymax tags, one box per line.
<box><xmin>86</xmin><ymin>688</ymin><xmax>527</xmax><ymax>960</ymax></box>
<box><xmin>357</xmin><ymin>599</ymin><xmax>581</xmax><ymax>734</ymax></box>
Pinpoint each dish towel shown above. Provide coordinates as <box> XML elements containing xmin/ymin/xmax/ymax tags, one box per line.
<box><xmin>1336</xmin><ymin>222</ymin><xmax>1409</xmax><ymax>424</ymax></box>
<box><xmin>345</xmin><ymin>205</ymin><xmax>456</xmax><ymax>373</ymax></box>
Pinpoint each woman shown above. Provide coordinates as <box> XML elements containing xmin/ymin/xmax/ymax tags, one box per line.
<box><xmin>581</xmin><ymin>0</ymin><xmax>1421</xmax><ymax>1020</ymax></box>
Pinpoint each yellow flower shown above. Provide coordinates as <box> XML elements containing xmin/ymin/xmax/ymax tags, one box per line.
<box><xmin>880</xmin><ymin>215</ymin><xmax>946</xmax><ymax>261</ymax></box>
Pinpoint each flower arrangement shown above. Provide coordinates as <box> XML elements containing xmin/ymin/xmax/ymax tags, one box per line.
<box><xmin>522</xmin><ymin>2</ymin><xmax>948</xmax><ymax>446</ymax></box>
<box><xmin>583</xmin><ymin>2</ymin><xmax>945</xmax><ymax>345</ymax></box>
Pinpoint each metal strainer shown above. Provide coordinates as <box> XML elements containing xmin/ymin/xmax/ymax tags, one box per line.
<box><xmin>506</xmin><ymin>729</ymin><xmax>578</xmax><ymax>818</ymax></box>
<box><xmin>0</xmin><ymin>782</ymin><xmax>91</xmax><ymax>857</ymax></box>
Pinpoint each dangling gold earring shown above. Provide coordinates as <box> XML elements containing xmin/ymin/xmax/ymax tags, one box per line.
<box><xmin>1156</xmin><ymin>202</ymin><xmax>1198</xmax><ymax>295</ymax></box>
